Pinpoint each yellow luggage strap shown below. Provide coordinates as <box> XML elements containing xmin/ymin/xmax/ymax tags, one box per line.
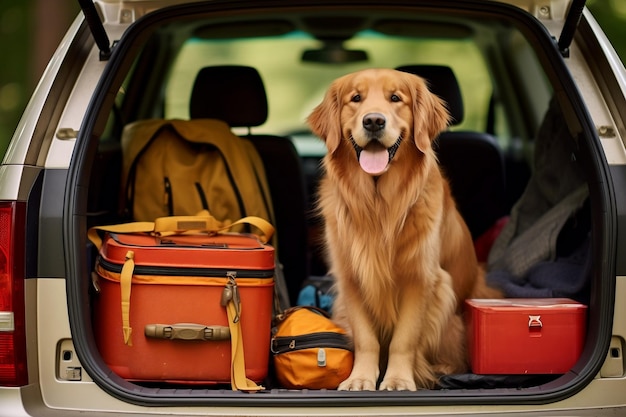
<box><xmin>120</xmin><ymin>250</ymin><xmax>135</xmax><ymax>346</ymax></box>
<box><xmin>221</xmin><ymin>272</ymin><xmax>264</xmax><ymax>392</ymax></box>
<box><xmin>87</xmin><ymin>211</ymin><xmax>274</xmax><ymax>251</ymax></box>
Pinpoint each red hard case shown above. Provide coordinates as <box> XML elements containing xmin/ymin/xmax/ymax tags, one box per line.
<box><xmin>465</xmin><ymin>298</ymin><xmax>587</xmax><ymax>375</ymax></box>
<box><xmin>92</xmin><ymin>232</ymin><xmax>274</xmax><ymax>384</ymax></box>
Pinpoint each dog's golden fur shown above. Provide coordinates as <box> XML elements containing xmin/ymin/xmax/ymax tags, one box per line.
<box><xmin>307</xmin><ymin>68</ymin><xmax>501</xmax><ymax>391</ymax></box>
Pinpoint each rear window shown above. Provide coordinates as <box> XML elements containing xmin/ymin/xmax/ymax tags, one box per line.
<box><xmin>164</xmin><ymin>31</ymin><xmax>493</xmax><ymax>136</ymax></box>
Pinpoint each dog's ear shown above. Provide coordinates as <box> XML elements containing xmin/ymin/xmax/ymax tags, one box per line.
<box><xmin>307</xmin><ymin>82</ymin><xmax>342</xmax><ymax>154</ymax></box>
<box><xmin>411</xmin><ymin>79</ymin><xmax>451</xmax><ymax>154</ymax></box>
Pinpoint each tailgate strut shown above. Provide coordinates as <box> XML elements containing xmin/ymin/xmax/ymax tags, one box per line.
<box><xmin>557</xmin><ymin>0</ymin><xmax>586</xmax><ymax>57</ymax></box>
<box><xmin>78</xmin><ymin>0</ymin><xmax>112</xmax><ymax>60</ymax></box>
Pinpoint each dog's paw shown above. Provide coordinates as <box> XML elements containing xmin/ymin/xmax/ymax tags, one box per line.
<box><xmin>337</xmin><ymin>376</ymin><xmax>377</xmax><ymax>391</ymax></box>
<box><xmin>379</xmin><ymin>376</ymin><xmax>417</xmax><ymax>391</ymax></box>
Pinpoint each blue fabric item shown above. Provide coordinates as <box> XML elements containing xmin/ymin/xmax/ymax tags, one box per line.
<box><xmin>296</xmin><ymin>275</ymin><xmax>335</xmax><ymax>313</ymax></box>
<box><xmin>487</xmin><ymin>235</ymin><xmax>591</xmax><ymax>305</ymax></box>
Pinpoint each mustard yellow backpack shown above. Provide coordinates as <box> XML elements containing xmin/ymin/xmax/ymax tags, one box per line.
<box><xmin>120</xmin><ymin>118</ymin><xmax>274</xmax><ymax>227</ymax></box>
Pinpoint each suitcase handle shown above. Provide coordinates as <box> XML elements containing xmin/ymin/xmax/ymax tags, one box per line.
<box><xmin>152</xmin><ymin>213</ymin><xmax>273</xmax><ymax>244</ymax></box>
<box><xmin>88</xmin><ymin>212</ymin><xmax>274</xmax><ymax>250</ymax></box>
<box><xmin>144</xmin><ymin>323</ymin><xmax>230</xmax><ymax>341</ymax></box>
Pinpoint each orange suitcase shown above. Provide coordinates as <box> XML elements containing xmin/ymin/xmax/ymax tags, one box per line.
<box><xmin>92</xmin><ymin>228</ymin><xmax>274</xmax><ymax>385</ymax></box>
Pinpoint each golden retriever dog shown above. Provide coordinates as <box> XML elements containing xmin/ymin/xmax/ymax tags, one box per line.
<box><xmin>307</xmin><ymin>68</ymin><xmax>501</xmax><ymax>391</ymax></box>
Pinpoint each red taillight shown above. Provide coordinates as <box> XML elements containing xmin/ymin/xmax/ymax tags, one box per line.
<box><xmin>0</xmin><ymin>201</ymin><xmax>28</xmax><ymax>386</ymax></box>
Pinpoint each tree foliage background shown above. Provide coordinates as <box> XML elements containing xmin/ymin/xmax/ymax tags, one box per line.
<box><xmin>0</xmin><ymin>0</ymin><xmax>624</xmax><ymax>157</ymax></box>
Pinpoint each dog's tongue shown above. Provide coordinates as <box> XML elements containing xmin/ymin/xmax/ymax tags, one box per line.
<box><xmin>359</xmin><ymin>142</ymin><xmax>389</xmax><ymax>175</ymax></box>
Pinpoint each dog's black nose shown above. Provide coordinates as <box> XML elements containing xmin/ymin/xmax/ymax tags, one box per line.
<box><xmin>363</xmin><ymin>113</ymin><xmax>386</xmax><ymax>132</ymax></box>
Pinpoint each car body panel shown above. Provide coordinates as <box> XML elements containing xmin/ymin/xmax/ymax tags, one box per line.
<box><xmin>3</xmin><ymin>16</ymin><xmax>85</xmax><ymax>168</ymax></box>
<box><xmin>1</xmin><ymin>0</ymin><xmax>626</xmax><ymax>415</ymax></box>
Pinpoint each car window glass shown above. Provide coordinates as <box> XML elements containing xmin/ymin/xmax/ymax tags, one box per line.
<box><xmin>164</xmin><ymin>31</ymin><xmax>492</xmax><ymax>138</ymax></box>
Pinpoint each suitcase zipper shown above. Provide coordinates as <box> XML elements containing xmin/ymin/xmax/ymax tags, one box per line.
<box><xmin>271</xmin><ymin>332</ymin><xmax>352</xmax><ymax>354</ymax></box>
<box><xmin>98</xmin><ymin>257</ymin><xmax>273</xmax><ymax>279</ymax></box>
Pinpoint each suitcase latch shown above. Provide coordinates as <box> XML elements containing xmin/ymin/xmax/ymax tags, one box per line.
<box><xmin>221</xmin><ymin>272</ymin><xmax>241</xmax><ymax>323</ymax></box>
<box><xmin>528</xmin><ymin>315</ymin><xmax>542</xmax><ymax>336</ymax></box>
<box><xmin>528</xmin><ymin>315</ymin><xmax>542</xmax><ymax>328</ymax></box>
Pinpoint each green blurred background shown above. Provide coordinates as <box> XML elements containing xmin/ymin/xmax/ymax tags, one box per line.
<box><xmin>0</xmin><ymin>0</ymin><xmax>624</xmax><ymax>158</ymax></box>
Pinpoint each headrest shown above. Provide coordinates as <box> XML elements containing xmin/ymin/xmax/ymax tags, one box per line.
<box><xmin>396</xmin><ymin>65</ymin><xmax>464</xmax><ymax>125</ymax></box>
<box><xmin>189</xmin><ymin>65</ymin><xmax>268</xmax><ymax>127</ymax></box>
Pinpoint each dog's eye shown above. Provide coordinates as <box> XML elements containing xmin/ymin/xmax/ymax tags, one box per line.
<box><xmin>351</xmin><ymin>94</ymin><xmax>361</xmax><ymax>103</ymax></box>
<box><xmin>390</xmin><ymin>94</ymin><xmax>401</xmax><ymax>102</ymax></box>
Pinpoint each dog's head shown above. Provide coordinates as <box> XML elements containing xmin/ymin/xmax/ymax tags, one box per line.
<box><xmin>308</xmin><ymin>68</ymin><xmax>450</xmax><ymax>176</ymax></box>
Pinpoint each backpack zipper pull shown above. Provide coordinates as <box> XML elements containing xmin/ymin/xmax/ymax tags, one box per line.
<box><xmin>317</xmin><ymin>348</ymin><xmax>327</xmax><ymax>367</ymax></box>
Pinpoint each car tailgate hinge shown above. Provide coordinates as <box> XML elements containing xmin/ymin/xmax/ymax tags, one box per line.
<box><xmin>78</xmin><ymin>0</ymin><xmax>115</xmax><ymax>61</ymax></box>
<box><xmin>557</xmin><ymin>0</ymin><xmax>586</xmax><ymax>58</ymax></box>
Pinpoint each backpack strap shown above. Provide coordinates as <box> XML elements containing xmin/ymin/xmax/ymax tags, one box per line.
<box><xmin>240</xmin><ymin>139</ymin><xmax>275</xmax><ymax>226</ymax></box>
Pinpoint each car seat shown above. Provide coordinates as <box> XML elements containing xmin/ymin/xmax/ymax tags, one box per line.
<box><xmin>189</xmin><ymin>65</ymin><xmax>309</xmax><ymax>306</ymax></box>
<box><xmin>397</xmin><ymin>65</ymin><xmax>509</xmax><ymax>239</ymax></box>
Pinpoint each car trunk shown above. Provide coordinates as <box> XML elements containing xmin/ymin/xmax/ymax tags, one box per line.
<box><xmin>63</xmin><ymin>0</ymin><xmax>616</xmax><ymax>408</ymax></box>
